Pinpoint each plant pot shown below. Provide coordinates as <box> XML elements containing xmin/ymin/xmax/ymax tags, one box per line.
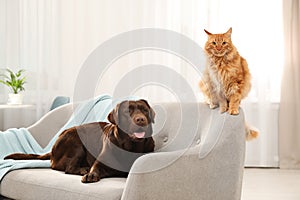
<box><xmin>7</xmin><ymin>93</ymin><xmax>23</xmax><ymax>105</ymax></box>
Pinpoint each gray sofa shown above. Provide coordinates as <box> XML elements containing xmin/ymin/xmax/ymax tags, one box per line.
<box><xmin>0</xmin><ymin>102</ymin><xmax>246</xmax><ymax>200</ymax></box>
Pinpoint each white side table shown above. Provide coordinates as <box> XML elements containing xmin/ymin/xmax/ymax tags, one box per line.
<box><xmin>0</xmin><ymin>104</ymin><xmax>37</xmax><ymax>131</ymax></box>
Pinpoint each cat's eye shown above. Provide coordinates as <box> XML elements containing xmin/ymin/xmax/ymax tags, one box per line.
<box><xmin>212</xmin><ymin>41</ymin><xmax>216</xmax><ymax>45</ymax></box>
<box><xmin>222</xmin><ymin>42</ymin><xmax>226</xmax><ymax>45</ymax></box>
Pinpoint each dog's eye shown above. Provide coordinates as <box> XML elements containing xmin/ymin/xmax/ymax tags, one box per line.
<box><xmin>142</xmin><ymin>108</ymin><xmax>149</xmax><ymax>114</ymax></box>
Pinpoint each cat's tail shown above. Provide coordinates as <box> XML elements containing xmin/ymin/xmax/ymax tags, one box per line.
<box><xmin>4</xmin><ymin>152</ymin><xmax>51</xmax><ymax>160</ymax></box>
<box><xmin>245</xmin><ymin>123</ymin><xmax>259</xmax><ymax>141</ymax></box>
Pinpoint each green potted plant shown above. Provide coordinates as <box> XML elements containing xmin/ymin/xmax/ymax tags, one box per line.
<box><xmin>0</xmin><ymin>68</ymin><xmax>26</xmax><ymax>105</ymax></box>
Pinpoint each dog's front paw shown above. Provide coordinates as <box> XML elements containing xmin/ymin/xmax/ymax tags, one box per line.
<box><xmin>81</xmin><ymin>172</ymin><xmax>100</xmax><ymax>183</ymax></box>
<box><xmin>79</xmin><ymin>167</ymin><xmax>90</xmax><ymax>175</ymax></box>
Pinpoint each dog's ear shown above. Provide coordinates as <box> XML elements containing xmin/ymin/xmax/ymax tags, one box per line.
<box><xmin>108</xmin><ymin>103</ymin><xmax>120</xmax><ymax>125</ymax></box>
<box><xmin>139</xmin><ymin>99</ymin><xmax>156</xmax><ymax>123</ymax></box>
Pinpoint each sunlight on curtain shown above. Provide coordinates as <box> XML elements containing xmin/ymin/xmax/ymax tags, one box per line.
<box><xmin>0</xmin><ymin>0</ymin><xmax>283</xmax><ymax>166</ymax></box>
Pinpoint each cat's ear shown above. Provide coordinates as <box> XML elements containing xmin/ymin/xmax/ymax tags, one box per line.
<box><xmin>204</xmin><ymin>29</ymin><xmax>212</xmax><ymax>36</ymax></box>
<box><xmin>225</xmin><ymin>27</ymin><xmax>232</xmax><ymax>37</ymax></box>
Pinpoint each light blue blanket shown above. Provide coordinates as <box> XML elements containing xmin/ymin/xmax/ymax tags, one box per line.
<box><xmin>0</xmin><ymin>94</ymin><xmax>136</xmax><ymax>181</ymax></box>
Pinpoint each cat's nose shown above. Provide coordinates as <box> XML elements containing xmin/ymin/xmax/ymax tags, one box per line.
<box><xmin>216</xmin><ymin>46</ymin><xmax>222</xmax><ymax>51</ymax></box>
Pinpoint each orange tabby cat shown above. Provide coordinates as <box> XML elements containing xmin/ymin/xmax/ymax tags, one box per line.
<box><xmin>199</xmin><ymin>28</ymin><xmax>258</xmax><ymax>140</ymax></box>
<box><xmin>199</xmin><ymin>27</ymin><xmax>250</xmax><ymax>115</ymax></box>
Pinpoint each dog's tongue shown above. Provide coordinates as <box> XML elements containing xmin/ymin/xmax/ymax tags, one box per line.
<box><xmin>133</xmin><ymin>132</ymin><xmax>145</xmax><ymax>138</ymax></box>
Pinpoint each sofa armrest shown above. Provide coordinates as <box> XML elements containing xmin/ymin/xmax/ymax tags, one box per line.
<box><xmin>122</xmin><ymin>112</ymin><xmax>246</xmax><ymax>200</ymax></box>
<box><xmin>28</xmin><ymin>103</ymin><xmax>74</xmax><ymax>148</ymax></box>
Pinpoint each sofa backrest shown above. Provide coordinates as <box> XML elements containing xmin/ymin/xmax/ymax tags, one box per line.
<box><xmin>28</xmin><ymin>103</ymin><xmax>75</xmax><ymax>148</ymax></box>
<box><xmin>29</xmin><ymin>101</ymin><xmax>214</xmax><ymax>152</ymax></box>
<box><xmin>152</xmin><ymin>102</ymin><xmax>212</xmax><ymax>152</ymax></box>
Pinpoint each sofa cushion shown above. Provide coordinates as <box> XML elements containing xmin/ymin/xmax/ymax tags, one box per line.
<box><xmin>0</xmin><ymin>169</ymin><xmax>126</xmax><ymax>200</ymax></box>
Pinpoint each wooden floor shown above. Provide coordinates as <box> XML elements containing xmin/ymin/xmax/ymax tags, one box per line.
<box><xmin>242</xmin><ymin>168</ymin><xmax>300</xmax><ymax>200</ymax></box>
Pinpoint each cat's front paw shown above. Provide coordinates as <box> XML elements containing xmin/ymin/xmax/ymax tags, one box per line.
<box><xmin>219</xmin><ymin>106</ymin><xmax>228</xmax><ymax>113</ymax></box>
<box><xmin>228</xmin><ymin>108</ymin><xmax>239</xmax><ymax>115</ymax></box>
<box><xmin>81</xmin><ymin>172</ymin><xmax>100</xmax><ymax>183</ymax></box>
<box><xmin>209</xmin><ymin>103</ymin><xmax>218</xmax><ymax>109</ymax></box>
<box><xmin>219</xmin><ymin>101</ymin><xmax>228</xmax><ymax>113</ymax></box>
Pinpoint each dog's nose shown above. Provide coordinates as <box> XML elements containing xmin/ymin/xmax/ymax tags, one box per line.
<box><xmin>134</xmin><ymin>116</ymin><xmax>146</xmax><ymax>125</ymax></box>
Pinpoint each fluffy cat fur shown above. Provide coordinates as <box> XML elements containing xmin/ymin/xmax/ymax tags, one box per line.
<box><xmin>199</xmin><ymin>27</ymin><xmax>258</xmax><ymax>140</ymax></box>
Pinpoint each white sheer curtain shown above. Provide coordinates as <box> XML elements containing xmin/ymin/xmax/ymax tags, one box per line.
<box><xmin>279</xmin><ymin>0</ymin><xmax>300</xmax><ymax>169</ymax></box>
<box><xmin>0</xmin><ymin>0</ymin><xmax>283</xmax><ymax>166</ymax></box>
<box><xmin>0</xmin><ymin>0</ymin><xmax>208</xmax><ymax>116</ymax></box>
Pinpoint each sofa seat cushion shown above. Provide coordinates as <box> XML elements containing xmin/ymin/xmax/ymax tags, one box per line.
<box><xmin>0</xmin><ymin>169</ymin><xmax>126</xmax><ymax>200</ymax></box>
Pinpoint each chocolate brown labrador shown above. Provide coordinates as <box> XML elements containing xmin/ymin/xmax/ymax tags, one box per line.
<box><xmin>5</xmin><ymin>99</ymin><xmax>155</xmax><ymax>183</ymax></box>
